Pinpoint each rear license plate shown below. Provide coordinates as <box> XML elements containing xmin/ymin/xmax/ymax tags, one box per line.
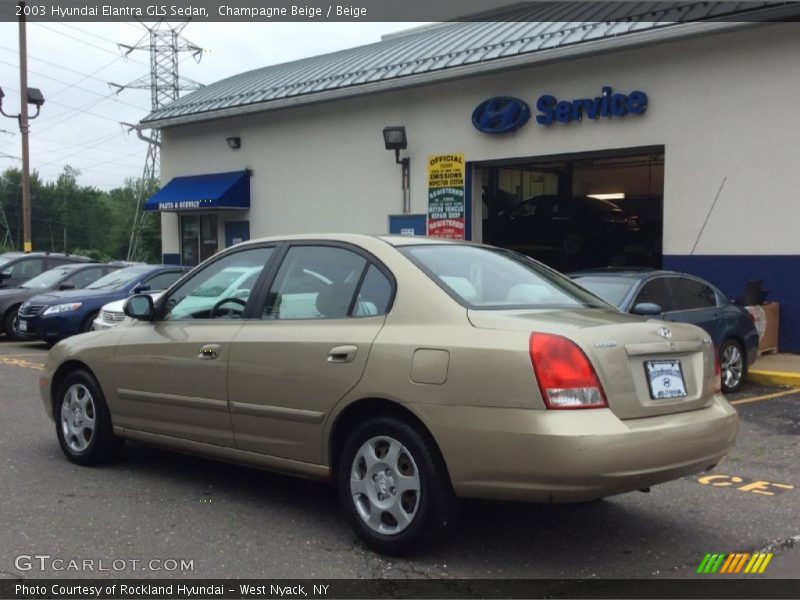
<box><xmin>17</xmin><ymin>319</ymin><xmax>27</xmax><ymax>332</ymax></box>
<box><xmin>645</xmin><ymin>360</ymin><xmax>687</xmax><ymax>399</ymax></box>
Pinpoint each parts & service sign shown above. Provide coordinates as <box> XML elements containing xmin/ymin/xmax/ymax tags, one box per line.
<box><xmin>427</xmin><ymin>153</ymin><xmax>465</xmax><ymax>240</ymax></box>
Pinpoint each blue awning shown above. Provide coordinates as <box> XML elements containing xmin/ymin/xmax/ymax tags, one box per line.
<box><xmin>143</xmin><ymin>170</ymin><xmax>250</xmax><ymax>212</ymax></box>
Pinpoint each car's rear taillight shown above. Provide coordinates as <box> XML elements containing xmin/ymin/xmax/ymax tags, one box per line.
<box><xmin>714</xmin><ymin>348</ymin><xmax>722</xmax><ymax>393</ymax></box>
<box><xmin>529</xmin><ymin>333</ymin><xmax>608</xmax><ymax>409</ymax></box>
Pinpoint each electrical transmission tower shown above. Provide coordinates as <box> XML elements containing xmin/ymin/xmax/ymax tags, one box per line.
<box><xmin>0</xmin><ymin>204</ymin><xmax>13</xmax><ymax>249</ymax></box>
<box><xmin>111</xmin><ymin>22</ymin><xmax>203</xmax><ymax>262</ymax></box>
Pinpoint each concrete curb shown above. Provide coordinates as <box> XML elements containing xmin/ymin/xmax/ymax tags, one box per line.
<box><xmin>748</xmin><ymin>369</ymin><xmax>800</xmax><ymax>387</ymax></box>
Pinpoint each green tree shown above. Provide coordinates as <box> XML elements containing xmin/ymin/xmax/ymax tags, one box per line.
<box><xmin>0</xmin><ymin>166</ymin><xmax>162</xmax><ymax>261</ymax></box>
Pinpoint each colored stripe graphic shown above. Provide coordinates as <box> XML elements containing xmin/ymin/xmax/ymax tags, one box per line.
<box><xmin>697</xmin><ymin>553</ymin><xmax>727</xmax><ymax>574</ymax></box>
<box><xmin>698</xmin><ymin>552</ymin><xmax>774</xmax><ymax>574</ymax></box>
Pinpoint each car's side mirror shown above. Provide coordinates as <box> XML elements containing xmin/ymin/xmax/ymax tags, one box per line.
<box><xmin>132</xmin><ymin>284</ymin><xmax>151</xmax><ymax>294</ymax></box>
<box><xmin>631</xmin><ymin>302</ymin><xmax>662</xmax><ymax>316</ymax></box>
<box><xmin>124</xmin><ymin>294</ymin><xmax>155</xmax><ymax>321</ymax></box>
<box><xmin>0</xmin><ymin>272</ymin><xmax>9</xmax><ymax>280</ymax></box>
<box><xmin>58</xmin><ymin>282</ymin><xmax>75</xmax><ymax>291</ymax></box>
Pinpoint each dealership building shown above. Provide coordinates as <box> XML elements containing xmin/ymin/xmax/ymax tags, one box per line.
<box><xmin>140</xmin><ymin>5</ymin><xmax>800</xmax><ymax>350</ymax></box>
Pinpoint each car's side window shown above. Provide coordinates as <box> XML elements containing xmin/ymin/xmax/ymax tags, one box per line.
<box><xmin>47</xmin><ymin>257</ymin><xmax>72</xmax><ymax>268</ymax></box>
<box><xmin>4</xmin><ymin>257</ymin><xmax>44</xmax><ymax>279</ymax></box>
<box><xmin>353</xmin><ymin>265</ymin><xmax>393</xmax><ymax>317</ymax></box>
<box><xmin>262</xmin><ymin>246</ymin><xmax>369</xmax><ymax>320</ymax></box>
<box><xmin>634</xmin><ymin>278</ymin><xmax>675</xmax><ymax>312</ymax></box>
<box><xmin>144</xmin><ymin>270</ymin><xmax>185</xmax><ymax>292</ymax></box>
<box><xmin>165</xmin><ymin>247</ymin><xmax>273</xmax><ymax>320</ymax></box>
<box><xmin>669</xmin><ymin>278</ymin><xmax>717</xmax><ymax>311</ymax></box>
<box><xmin>67</xmin><ymin>266</ymin><xmax>106</xmax><ymax>289</ymax></box>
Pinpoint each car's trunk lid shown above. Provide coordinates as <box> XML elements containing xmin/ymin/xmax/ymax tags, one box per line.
<box><xmin>468</xmin><ymin>308</ymin><xmax>716</xmax><ymax>419</ymax></box>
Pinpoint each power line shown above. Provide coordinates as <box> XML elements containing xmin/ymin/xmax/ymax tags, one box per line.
<box><xmin>0</xmin><ymin>59</ymin><xmax>148</xmax><ymax>109</ymax></box>
<box><xmin>0</xmin><ymin>85</ymin><xmax>135</xmax><ymax>128</ymax></box>
<box><xmin>34</xmin><ymin>147</ymin><xmax>143</xmax><ymax>171</ymax></box>
<box><xmin>0</xmin><ymin>44</ymin><xmax>124</xmax><ymax>88</ymax></box>
<box><xmin>28</xmin><ymin>133</ymin><xmax>137</xmax><ymax>162</ymax></box>
<box><xmin>32</xmin><ymin>22</ymin><xmax>150</xmax><ymax>68</ymax></box>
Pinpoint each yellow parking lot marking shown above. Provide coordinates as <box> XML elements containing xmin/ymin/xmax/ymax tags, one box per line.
<box><xmin>0</xmin><ymin>355</ymin><xmax>44</xmax><ymax>370</ymax></box>
<box><xmin>697</xmin><ymin>474</ymin><xmax>794</xmax><ymax>495</ymax></box>
<box><xmin>729</xmin><ymin>388</ymin><xmax>800</xmax><ymax>405</ymax></box>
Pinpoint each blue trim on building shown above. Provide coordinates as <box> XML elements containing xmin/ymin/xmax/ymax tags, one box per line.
<box><xmin>144</xmin><ymin>170</ymin><xmax>250</xmax><ymax>212</ymax></box>
<box><xmin>663</xmin><ymin>255</ymin><xmax>799</xmax><ymax>351</ymax></box>
<box><xmin>162</xmin><ymin>253</ymin><xmax>181</xmax><ymax>265</ymax></box>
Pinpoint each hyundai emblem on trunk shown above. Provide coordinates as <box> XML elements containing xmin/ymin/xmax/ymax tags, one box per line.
<box><xmin>657</xmin><ymin>327</ymin><xmax>672</xmax><ymax>339</ymax></box>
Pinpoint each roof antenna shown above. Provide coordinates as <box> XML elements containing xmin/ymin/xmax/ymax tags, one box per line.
<box><xmin>673</xmin><ymin>176</ymin><xmax>727</xmax><ymax>297</ymax></box>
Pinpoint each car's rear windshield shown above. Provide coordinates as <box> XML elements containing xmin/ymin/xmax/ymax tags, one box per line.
<box><xmin>20</xmin><ymin>268</ymin><xmax>73</xmax><ymax>289</ymax></box>
<box><xmin>570</xmin><ymin>275</ymin><xmax>636</xmax><ymax>307</ymax></box>
<box><xmin>399</xmin><ymin>245</ymin><xmax>611</xmax><ymax>309</ymax></box>
<box><xmin>86</xmin><ymin>266</ymin><xmax>146</xmax><ymax>290</ymax></box>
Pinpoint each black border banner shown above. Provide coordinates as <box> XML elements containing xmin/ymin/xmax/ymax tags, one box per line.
<box><xmin>2</xmin><ymin>579</ymin><xmax>800</xmax><ymax>599</ymax></box>
<box><xmin>1</xmin><ymin>1</ymin><xmax>800</xmax><ymax>23</ymax></box>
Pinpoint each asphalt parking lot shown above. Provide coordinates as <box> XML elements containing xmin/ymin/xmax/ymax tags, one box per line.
<box><xmin>0</xmin><ymin>340</ymin><xmax>798</xmax><ymax>585</ymax></box>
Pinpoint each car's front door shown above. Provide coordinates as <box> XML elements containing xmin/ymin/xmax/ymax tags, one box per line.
<box><xmin>111</xmin><ymin>246</ymin><xmax>275</xmax><ymax>447</ymax></box>
<box><xmin>227</xmin><ymin>244</ymin><xmax>394</xmax><ymax>464</ymax></box>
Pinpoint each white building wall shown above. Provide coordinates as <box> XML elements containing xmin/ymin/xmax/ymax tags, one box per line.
<box><xmin>160</xmin><ymin>23</ymin><xmax>800</xmax><ymax>257</ymax></box>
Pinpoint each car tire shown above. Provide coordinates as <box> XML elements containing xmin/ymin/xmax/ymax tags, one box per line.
<box><xmin>562</xmin><ymin>233</ymin><xmax>584</xmax><ymax>256</ymax></box>
<box><xmin>55</xmin><ymin>369</ymin><xmax>124</xmax><ymax>466</ymax></box>
<box><xmin>81</xmin><ymin>311</ymin><xmax>99</xmax><ymax>333</ymax></box>
<box><xmin>719</xmin><ymin>339</ymin><xmax>746</xmax><ymax>394</ymax></box>
<box><xmin>337</xmin><ymin>416</ymin><xmax>457</xmax><ymax>556</ymax></box>
<box><xmin>2</xmin><ymin>306</ymin><xmax>21</xmax><ymax>340</ymax></box>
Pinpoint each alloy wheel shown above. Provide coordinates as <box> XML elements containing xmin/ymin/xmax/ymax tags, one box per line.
<box><xmin>60</xmin><ymin>383</ymin><xmax>96</xmax><ymax>453</ymax></box>
<box><xmin>349</xmin><ymin>436</ymin><xmax>421</xmax><ymax>535</ymax></box>
<box><xmin>721</xmin><ymin>344</ymin><xmax>743</xmax><ymax>390</ymax></box>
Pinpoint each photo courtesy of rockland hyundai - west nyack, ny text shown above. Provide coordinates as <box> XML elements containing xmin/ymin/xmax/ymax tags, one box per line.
<box><xmin>0</xmin><ymin>1</ymin><xmax>799</xmax><ymax>599</ymax></box>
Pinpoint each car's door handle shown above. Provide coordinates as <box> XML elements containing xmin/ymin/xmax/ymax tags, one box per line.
<box><xmin>198</xmin><ymin>344</ymin><xmax>221</xmax><ymax>360</ymax></box>
<box><xmin>328</xmin><ymin>345</ymin><xmax>358</xmax><ymax>363</ymax></box>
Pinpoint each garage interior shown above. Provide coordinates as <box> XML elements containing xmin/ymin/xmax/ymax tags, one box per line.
<box><xmin>477</xmin><ymin>146</ymin><xmax>665</xmax><ymax>273</ymax></box>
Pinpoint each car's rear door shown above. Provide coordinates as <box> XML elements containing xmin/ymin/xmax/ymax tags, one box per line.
<box><xmin>111</xmin><ymin>246</ymin><xmax>275</xmax><ymax>447</ymax></box>
<box><xmin>662</xmin><ymin>277</ymin><xmax>724</xmax><ymax>343</ymax></box>
<box><xmin>227</xmin><ymin>243</ymin><xmax>393</xmax><ymax>463</ymax></box>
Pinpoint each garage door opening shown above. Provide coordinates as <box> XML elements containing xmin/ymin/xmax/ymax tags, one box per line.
<box><xmin>477</xmin><ymin>146</ymin><xmax>664</xmax><ymax>272</ymax></box>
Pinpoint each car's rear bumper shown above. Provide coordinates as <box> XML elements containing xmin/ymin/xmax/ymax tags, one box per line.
<box><xmin>413</xmin><ymin>395</ymin><xmax>737</xmax><ymax>503</ymax></box>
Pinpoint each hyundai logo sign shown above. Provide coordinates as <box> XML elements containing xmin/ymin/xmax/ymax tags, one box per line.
<box><xmin>471</xmin><ymin>96</ymin><xmax>531</xmax><ymax>134</ymax></box>
<box><xmin>473</xmin><ymin>87</ymin><xmax>647</xmax><ymax>133</ymax></box>
<box><xmin>536</xmin><ymin>86</ymin><xmax>648</xmax><ymax>126</ymax></box>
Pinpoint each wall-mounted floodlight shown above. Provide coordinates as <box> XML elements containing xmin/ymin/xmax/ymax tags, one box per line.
<box><xmin>226</xmin><ymin>136</ymin><xmax>241</xmax><ymax>150</ymax></box>
<box><xmin>382</xmin><ymin>126</ymin><xmax>410</xmax><ymax>213</ymax></box>
<box><xmin>382</xmin><ymin>126</ymin><xmax>407</xmax><ymax>163</ymax></box>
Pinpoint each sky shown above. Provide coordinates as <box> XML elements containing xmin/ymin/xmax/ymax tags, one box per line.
<box><xmin>0</xmin><ymin>21</ymin><xmax>424</xmax><ymax>189</ymax></box>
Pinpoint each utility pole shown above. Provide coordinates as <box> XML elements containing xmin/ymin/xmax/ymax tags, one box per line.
<box><xmin>0</xmin><ymin>2</ymin><xmax>44</xmax><ymax>253</ymax></box>
<box><xmin>18</xmin><ymin>1</ymin><xmax>31</xmax><ymax>252</ymax></box>
<box><xmin>111</xmin><ymin>23</ymin><xmax>202</xmax><ymax>262</ymax></box>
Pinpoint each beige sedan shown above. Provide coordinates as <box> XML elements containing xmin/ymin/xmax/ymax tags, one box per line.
<box><xmin>39</xmin><ymin>234</ymin><xmax>737</xmax><ymax>554</ymax></box>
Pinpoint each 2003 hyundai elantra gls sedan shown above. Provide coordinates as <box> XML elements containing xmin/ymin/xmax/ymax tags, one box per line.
<box><xmin>40</xmin><ymin>234</ymin><xmax>737</xmax><ymax>554</ymax></box>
